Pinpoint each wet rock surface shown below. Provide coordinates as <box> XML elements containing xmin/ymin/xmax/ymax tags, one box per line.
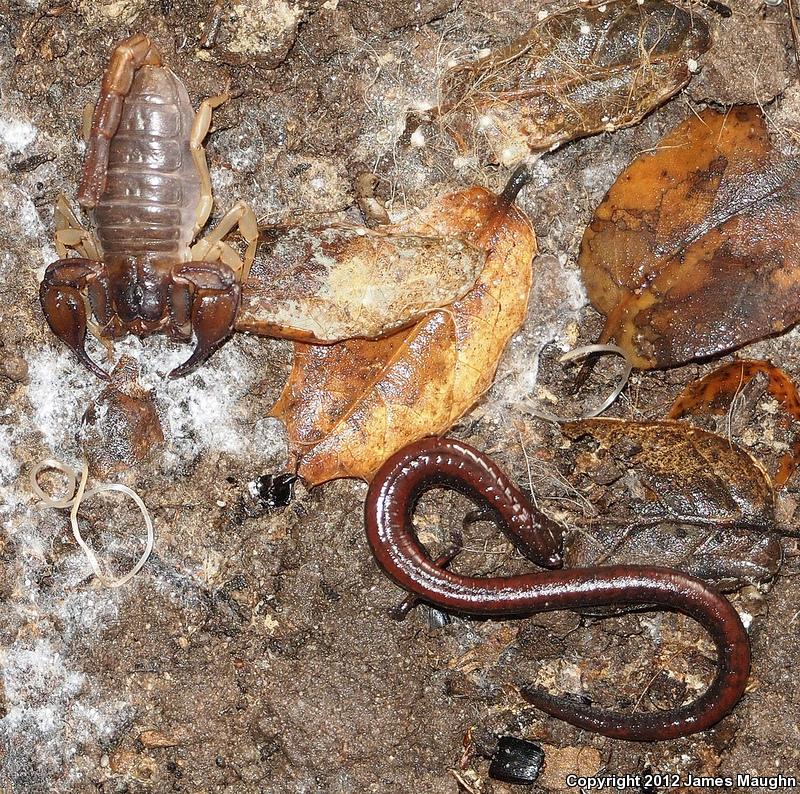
<box><xmin>1</xmin><ymin>1</ymin><xmax>799</xmax><ymax>792</ymax></box>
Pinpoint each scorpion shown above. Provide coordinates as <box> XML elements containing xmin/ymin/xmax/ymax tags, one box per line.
<box><xmin>40</xmin><ymin>33</ymin><xmax>488</xmax><ymax>379</ymax></box>
<box><xmin>40</xmin><ymin>33</ymin><xmax>258</xmax><ymax>379</ymax></box>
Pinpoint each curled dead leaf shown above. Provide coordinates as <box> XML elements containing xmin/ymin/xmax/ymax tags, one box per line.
<box><xmin>272</xmin><ymin>186</ymin><xmax>536</xmax><ymax>484</ymax></box>
<box><xmin>80</xmin><ymin>357</ymin><xmax>163</xmax><ymax>479</ymax></box>
<box><xmin>433</xmin><ymin>0</ymin><xmax>710</xmax><ymax>165</ymax></box>
<box><xmin>668</xmin><ymin>359</ymin><xmax>800</xmax><ymax>488</ymax></box>
<box><xmin>236</xmin><ymin>224</ymin><xmax>484</xmax><ymax>342</ymax></box>
<box><xmin>579</xmin><ymin>106</ymin><xmax>800</xmax><ymax>368</ymax></box>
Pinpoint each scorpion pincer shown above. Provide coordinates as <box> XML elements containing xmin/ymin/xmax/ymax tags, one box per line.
<box><xmin>365</xmin><ymin>437</ymin><xmax>751</xmax><ymax>741</ymax></box>
<box><xmin>40</xmin><ymin>34</ymin><xmax>258</xmax><ymax>378</ymax></box>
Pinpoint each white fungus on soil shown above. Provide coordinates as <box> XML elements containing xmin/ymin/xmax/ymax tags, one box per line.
<box><xmin>0</xmin><ymin>118</ymin><xmax>37</xmax><ymax>152</ymax></box>
<box><xmin>1</xmin><ymin>639</ymin><xmax>134</xmax><ymax>790</ymax></box>
<box><xmin>26</xmin><ymin>334</ymin><xmax>284</xmax><ymax>470</ymax></box>
<box><xmin>7</xmin><ymin>330</ymin><xmax>285</xmax><ymax>788</ymax></box>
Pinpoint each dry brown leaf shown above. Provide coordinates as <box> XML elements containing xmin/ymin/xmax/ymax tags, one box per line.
<box><xmin>563</xmin><ymin>418</ymin><xmax>775</xmax><ymax>529</ymax></box>
<box><xmin>434</xmin><ymin>0</ymin><xmax>710</xmax><ymax>165</ymax></box>
<box><xmin>235</xmin><ymin>224</ymin><xmax>484</xmax><ymax>342</ymax></box>
<box><xmin>561</xmin><ymin>418</ymin><xmax>780</xmax><ymax>590</ymax></box>
<box><xmin>579</xmin><ymin>106</ymin><xmax>800</xmax><ymax>369</ymax></box>
<box><xmin>271</xmin><ymin>187</ymin><xmax>536</xmax><ymax>484</ymax></box>
<box><xmin>80</xmin><ymin>357</ymin><xmax>163</xmax><ymax>479</ymax></box>
<box><xmin>668</xmin><ymin>359</ymin><xmax>800</xmax><ymax>488</ymax></box>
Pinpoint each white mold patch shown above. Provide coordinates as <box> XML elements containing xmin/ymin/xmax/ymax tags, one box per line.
<box><xmin>26</xmin><ymin>347</ymin><xmax>101</xmax><ymax>456</ymax></box>
<box><xmin>0</xmin><ymin>118</ymin><xmax>37</xmax><ymax>152</ymax></box>
<box><xmin>1</xmin><ymin>639</ymin><xmax>133</xmax><ymax>791</ymax></box>
<box><xmin>26</xmin><ymin>321</ymin><xmax>286</xmax><ymax>467</ymax></box>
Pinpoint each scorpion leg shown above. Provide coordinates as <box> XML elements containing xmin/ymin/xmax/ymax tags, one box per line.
<box><xmin>78</xmin><ymin>33</ymin><xmax>162</xmax><ymax>209</ymax></box>
<box><xmin>53</xmin><ymin>195</ymin><xmax>114</xmax><ymax>353</ymax></box>
<box><xmin>40</xmin><ymin>258</ymin><xmax>113</xmax><ymax>380</ymax></box>
<box><xmin>190</xmin><ymin>92</ymin><xmax>229</xmax><ymax>235</ymax></box>
<box><xmin>190</xmin><ymin>200</ymin><xmax>259</xmax><ymax>282</ymax></box>
<box><xmin>169</xmin><ymin>261</ymin><xmax>241</xmax><ymax>377</ymax></box>
<box><xmin>55</xmin><ymin>195</ymin><xmax>101</xmax><ymax>261</ymax></box>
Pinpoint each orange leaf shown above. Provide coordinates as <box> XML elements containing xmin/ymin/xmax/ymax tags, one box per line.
<box><xmin>668</xmin><ymin>359</ymin><xmax>800</xmax><ymax>488</ymax></box>
<box><xmin>579</xmin><ymin>106</ymin><xmax>800</xmax><ymax>369</ymax></box>
<box><xmin>272</xmin><ymin>187</ymin><xmax>536</xmax><ymax>484</ymax></box>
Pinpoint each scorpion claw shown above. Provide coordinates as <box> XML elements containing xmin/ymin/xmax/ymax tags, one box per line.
<box><xmin>76</xmin><ymin>348</ymin><xmax>111</xmax><ymax>381</ymax></box>
<box><xmin>39</xmin><ymin>260</ymin><xmax>111</xmax><ymax>380</ymax></box>
<box><xmin>169</xmin><ymin>267</ymin><xmax>240</xmax><ymax>378</ymax></box>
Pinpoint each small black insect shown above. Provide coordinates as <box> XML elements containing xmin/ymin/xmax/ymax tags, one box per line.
<box><xmin>253</xmin><ymin>473</ymin><xmax>298</xmax><ymax>510</ymax></box>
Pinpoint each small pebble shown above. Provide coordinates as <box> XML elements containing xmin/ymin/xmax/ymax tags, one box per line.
<box><xmin>488</xmin><ymin>736</ymin><xmax>545</xmax><ymax>785</ymax></box>
<box><xmin>0</xmin><ymin>354</ymin><xmax>28</xmax><ymax>383</ymax></box>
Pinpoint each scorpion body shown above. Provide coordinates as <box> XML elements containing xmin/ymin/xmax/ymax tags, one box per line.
<box><xmin>41</xmin><ymin>34</ymin><xmax>258</xmax><ymax>378</ymax></box>
<box><xmin>94</xmin><ymin>66</ymin><xmax>201</xmax><ymax>271</ymax></box>
<box><xmin>91</xmin><ymin>64</ymin><xmax>201</xmax><ymax>338</ymax></box>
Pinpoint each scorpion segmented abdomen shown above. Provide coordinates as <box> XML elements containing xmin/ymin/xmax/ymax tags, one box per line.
<box><xmin>93</xmin><ymin>65</ymin><xmax>201</xmax><ymax>262</ymax></box>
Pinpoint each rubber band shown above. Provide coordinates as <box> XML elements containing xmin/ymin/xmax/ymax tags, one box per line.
<box><xmin>30</xmin><ymin>458</ymin><xmax>78</xmax><ymax>508</ymax></box>
<box><xmin>31</xmin><ymin>458</ymin><xmax>154</xmax><ymax>588</ymax></box>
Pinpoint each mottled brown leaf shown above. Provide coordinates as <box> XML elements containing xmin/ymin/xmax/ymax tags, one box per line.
<box><xmin>668</xmin><ymin>359</ymin><xmax>800</xmax><ymax>488</ymax></box>
<box><xmin>272</xmin><ymin>187</ymin><xmax>536</xmax><ymax>484</ymax></box>
<box><xmin>580</xmin><ymin>106</ymin><xmax>800</xmax><ymax>368</ymax></box>
<box><xmin>561</xmin><ymin>418</ymin><xmax>780</xmax><ymax>590</ymax></box>
<box><xmin>236</xmin><ymin>224</ymin><xmax>484</xmax><ymax>342</ymax></box>
<box><xmin>435</xmin><ymin>0</ymin><xmax>709</xmax><ymax>165</ymax></box>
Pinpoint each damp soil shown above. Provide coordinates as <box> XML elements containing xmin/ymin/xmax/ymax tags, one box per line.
<box><xmin>1</xmin><ymin>1</ymin><xmax>800</xmax><ymax>792</ymax></box>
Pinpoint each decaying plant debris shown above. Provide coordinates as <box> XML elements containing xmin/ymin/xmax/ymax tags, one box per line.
<box><xmin>560</xmin><ymin>418</ymin><xmax>781</xmax><ymax>591</ymax></box>
<box><xmin>431</xmin><ymin>0</ymin><xmax>710</xmax><ymax>164</ymax></box>
<box><xmin>236</xmin><ymin>220</ymin><xmax>486</xmax><ymax>343</ymax></box>
<box><xmin>2</xmin><ymin>0</ymin><xmax>800</xmax><ymax>791</ymax></box>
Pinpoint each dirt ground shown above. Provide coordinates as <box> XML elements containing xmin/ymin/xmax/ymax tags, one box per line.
<box><xmin>2</xmin><ymin>0</ymin><xmax>800</xmax><ymax>792</ymax></box>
